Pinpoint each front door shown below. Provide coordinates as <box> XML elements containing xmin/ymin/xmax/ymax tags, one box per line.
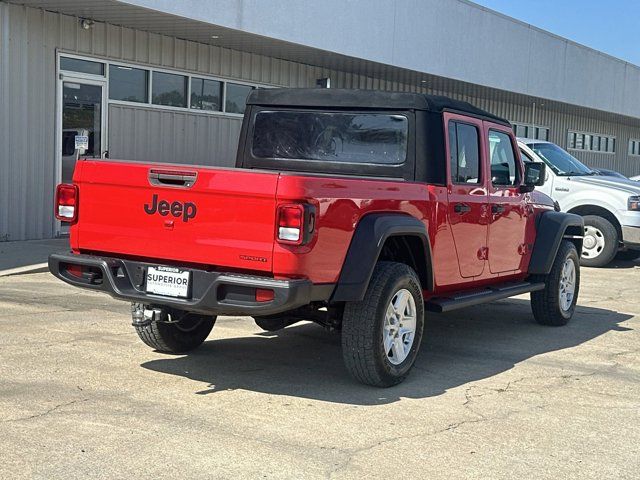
<box><xmin>56</xmin><ymin>77</ymin><xmax>106</xmax><ymax>232</ymax></box>
<box><xmin>485</xmin><ymin>124</ymin><xmax>527</xmax><ymax>274</ymax></box>
<box><xmin>445</xmin><ymin>113</ymin><xmax>488</xmax><ymax>279</ymax></box>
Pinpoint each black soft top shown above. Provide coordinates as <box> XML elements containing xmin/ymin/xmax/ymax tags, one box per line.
<box><xmin>247</xmin><ymin>88</ymin><xmax>509</xmax><ymax>126</ymax></box>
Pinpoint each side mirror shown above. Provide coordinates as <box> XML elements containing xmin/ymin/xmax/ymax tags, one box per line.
<box><xmin>520</xmin><ymin>162</ymin><xmax>546</xmax><ymax>193</ymax></box>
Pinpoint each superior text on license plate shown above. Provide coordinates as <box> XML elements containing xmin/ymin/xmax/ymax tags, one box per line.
<box><xmin>146</xmin><ymin>266</ymin><xmax>191</xmax><ymax>298</ymax></box>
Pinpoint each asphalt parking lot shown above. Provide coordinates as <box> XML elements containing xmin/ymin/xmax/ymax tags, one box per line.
<box><xmin>1</xmin><ymin>262</ymin><xmax>639</xmax><ymax>479</ymax></box>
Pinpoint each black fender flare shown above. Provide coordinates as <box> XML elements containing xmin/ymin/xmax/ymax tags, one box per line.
<box><xmin>528</xmin><ymin>211</ymin><xmax>584</xmax><ymax>275</ymax></box>
<box><xmin>331</xmin><ymin>213</ymin><xmax>433</xmax><ymax>302</ymax></box>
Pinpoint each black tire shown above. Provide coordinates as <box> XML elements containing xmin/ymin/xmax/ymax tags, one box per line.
<box><xmin>580</xmin><ymin>215</ymin><xmax>618</xmax><ymax>267</ymax></box>
<box><xmin>341</xmin><ymin>262</ymin><xmax>424</xmax><ymax>387</ymax></box>
<box><xmin>132</xmin><ymin>303</ymin><xmax>215</xmax><ymax>353</ymax></box>
<box><xmin>531</xmin><ymin>241</ymin><xmax>580</xmax><ymax>326</ymax></box>
<box><xmin>253</xmin><ymin>316</ymin><xmax>295</xmax><ymax>331</ymax></box>
<box><xmin>615</xmin><ymin>249</ymin><xmax>640</xmax><ymax>261</ymax></box>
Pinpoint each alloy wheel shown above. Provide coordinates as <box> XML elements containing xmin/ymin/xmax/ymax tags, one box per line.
<box><xmin>382</xmin><ymin>289</ymin><xmax>417</xmax><ymax>365</ymax></box>
<box><xmin>559</xmin><ymin>257</ymin><xmax>577</xmax><ymax>312</ymax></box>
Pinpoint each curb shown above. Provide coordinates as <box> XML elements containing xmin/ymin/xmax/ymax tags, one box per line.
<box><xmin>0</xmin><ymin>263</ymin><xmax>49</xmax><ymax>277</ymax></box>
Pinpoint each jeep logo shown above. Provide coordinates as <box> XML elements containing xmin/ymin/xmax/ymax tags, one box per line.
<box><xmin>144</xmin><ymin>194</ymin><xmax>197</xmax><ymax>222</ymax></box>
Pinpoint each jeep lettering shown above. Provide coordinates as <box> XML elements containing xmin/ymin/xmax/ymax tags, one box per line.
<box><xmin>144</xmin><ymin>194</ymin><xmax>197</xmax><ymax>222</ymax></box>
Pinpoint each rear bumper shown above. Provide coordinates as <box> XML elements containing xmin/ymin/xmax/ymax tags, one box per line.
<box><xmin>49</xmin><ymin>252</ymin><xmax>332</xmax><ymax>316</ymax></box>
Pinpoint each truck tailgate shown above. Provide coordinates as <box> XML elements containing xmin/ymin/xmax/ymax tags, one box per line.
<box><xmin>74</xmin><ymin>160</ymin><xmax>279</xmax><ymax>272</ymax></box>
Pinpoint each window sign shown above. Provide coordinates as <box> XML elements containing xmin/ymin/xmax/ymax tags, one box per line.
<box><xmin>74</xmin><ymin>135</ymin><xmax>89</xmax><ymax>151</ymax></box>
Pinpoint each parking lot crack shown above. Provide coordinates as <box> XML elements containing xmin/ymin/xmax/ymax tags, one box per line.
<box><xmin>327</xmin><ymin>414</ymin><xmax>500</xmax><ymax>478</ymax></box>
<box><xmin>4</xmin><ymin>398</ymin><xmax>89</xmax><ymax>423</ymax></box>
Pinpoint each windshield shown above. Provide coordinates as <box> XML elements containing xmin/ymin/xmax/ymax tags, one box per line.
<box><xmin>529</xmin><ymin>142</ymin><xmax>594</xmax><ymax>176</ymax></box>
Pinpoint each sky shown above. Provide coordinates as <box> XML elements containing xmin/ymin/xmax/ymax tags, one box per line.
<box><xmin>472</xmin><ymin>0</ymin><xmax>640</xmax><ymax>65</ymax></box>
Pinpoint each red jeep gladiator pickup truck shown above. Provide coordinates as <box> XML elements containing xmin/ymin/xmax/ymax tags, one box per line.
<box><xmin>50</xmin><ymin>88</ymin><xmax>583</xmax><ymax>387</ymax></box>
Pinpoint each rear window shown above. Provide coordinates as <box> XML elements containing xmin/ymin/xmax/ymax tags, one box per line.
<box><xmin>251</xmin><ymin>111</ymin><xmax>408</xmax><ymax>165</ymax></box>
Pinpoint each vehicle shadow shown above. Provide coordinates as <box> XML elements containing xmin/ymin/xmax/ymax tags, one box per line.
<box><xmin>140</xmin><ymin>298</ymin><xmax>633</xmax><ymax>405</ymax></box>
<box><xmin>588</xmin><ymin>258</ymin><xmax>640</xmax><ymax>270</ymax></box>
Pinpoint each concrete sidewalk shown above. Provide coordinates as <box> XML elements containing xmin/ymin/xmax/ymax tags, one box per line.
<box><xmin>0</xmin><ymin>237</ymin><xmax>69</xmax><ymax>276</ymax></box>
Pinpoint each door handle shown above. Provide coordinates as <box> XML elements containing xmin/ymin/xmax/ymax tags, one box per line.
<box><xmin>148</xmin><ymin>169</ymin><xmax>197</xmax><ymax>188</ymax></box>
<box><xmin>454</xmin><ymin>203</ymin><xmax>472</xmax><ymax>214</ymax></box>
<box><xmin>491</xmin><ymin>204</ymin><xmax>506</xmax><ymax>214</ymax></box>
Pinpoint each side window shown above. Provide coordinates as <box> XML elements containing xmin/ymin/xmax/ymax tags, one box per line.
<box><xmin>489</xmin><ymin>130</ymin><xmax>520</xmax><ymax>186</ymax></box>
<box><xmin>448</xmin><ymin>121</ymin><xmax>481</xmax><ymax>184</ymax></box>
<box><xmin>519</xmin><ymin>149</ymin><xmax>533</xmax><ymax>163</ymax></box>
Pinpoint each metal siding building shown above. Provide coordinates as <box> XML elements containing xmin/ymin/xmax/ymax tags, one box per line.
<box><xmin>1</xmin><ymin>0</ymin><xmax>640</xmax><ymax>241</ymax></box>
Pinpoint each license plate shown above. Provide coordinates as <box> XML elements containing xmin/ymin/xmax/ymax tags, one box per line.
<box><xmin>145</xmin><ymin>266</ymin><xmax>191</xmax><ymax>298</ymax></box>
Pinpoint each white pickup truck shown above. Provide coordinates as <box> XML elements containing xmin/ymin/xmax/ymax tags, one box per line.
<box><xmin>518</xmin><ymin>139</ymin><xmax>640</xmax><ymax>267</ymax></box>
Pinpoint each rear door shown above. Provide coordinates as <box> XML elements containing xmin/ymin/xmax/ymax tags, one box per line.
<box><xmin>444</xmin><ymin>113</ymin><xmax>488</xmax><ymax>278</ymax></box>
<box><xmin>485</xmin><ymin>123</ymin><xmax>528</xmax><ymax>274</ymax></box>
<box><xmin>75</xmin><ymin>160</ymin><xmax>279</xmax><ymax>272</ymax></box>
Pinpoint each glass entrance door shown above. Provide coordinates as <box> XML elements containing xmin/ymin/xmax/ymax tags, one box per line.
<box><xmin>60</xmin><ymin>80</ymin><xmax>105</xmax><ymax>184</ymax></box>
<box><xmin>56</xmin><ymin>77</ymin><xmax>106</xmax><ymax>235</ymax></box>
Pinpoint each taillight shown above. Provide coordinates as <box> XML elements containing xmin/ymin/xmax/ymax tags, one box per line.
<box><xmin>276</xmin><ymin>203</ymin><xmax>316</xmax><ymax>245</ymax></box>
<box><xmin>55</xmin><ymin>184</ymin><xmax>78</xmax><ymax>222</ymax></box>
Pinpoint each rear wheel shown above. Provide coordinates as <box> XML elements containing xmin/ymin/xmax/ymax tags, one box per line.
<box><xmin>531</xmin><ymin>240</ymin><xmax>580</xmax><ymax>326</ymax></box>
<box><xmin>132</xmin><ymin>304</ymin><xmax>215</xmax><ymax>353</ymax></box>
<box><xmin>341</xmin><ymin>262</ymin><xmax>424</xmax><ymax>387</ymax></box>
<box><xmin>580</xmin><ymin>215</ymin><xmax>618</xmax><ymax>267</ymax></box>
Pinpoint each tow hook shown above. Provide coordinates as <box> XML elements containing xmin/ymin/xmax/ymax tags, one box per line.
<box><xmin>131</xmin><ymin>305</ymin><xmax>164</xmax><ymax>326</ymax></box>
<box><xmin>131</xmin><ymin>304</ymin><xmax>179</xmax><ymax>326</ymax></box>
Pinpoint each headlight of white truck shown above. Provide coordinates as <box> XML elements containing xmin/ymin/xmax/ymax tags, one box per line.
<box><xmin>629</xmin><ymin>196</ymin><xmax>640</xmax><ymax>211</ymax></box>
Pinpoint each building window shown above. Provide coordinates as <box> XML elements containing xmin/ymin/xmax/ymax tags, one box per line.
<box><xmin>152</xmin><ymin>72</ymin><xmax>187</xmax><ymax>107</ymax></box>
<box><xmin>629</xmin><ymin>139</ymin><xmax>640</xmax><ymax>156</ymax></box>
<box><xmin>191</xmin><ymin>78</ymin><xmax>222</xmax><ymax>111</ymax></box>
<box><xmin>568</xmin><ymin>130</ymin><xmax>615</xmax><ymax>153</ymax></box>
<box><xmin>514</xmin><ymin>124</ymin><xmax>527</xmax><ymax>138</ymax></box>
<box><xmin>60</xmin><ymin>57</ymin><xmax>105</xmax><ymax>76</ymax></box>
<box><xmin>448</xmin><ymin>121</ymin><xmax>480</xmax><ymax>184</ymax></box>
<box><xmin>109</xmin><ymin>65</ymin><xmax>148</xmax><ymax>103</ymax></box>
<box><xmin>226</xmin><ymin>83</ymin><xmax>254</xmax><ymax>114</ymax></box>
<box><xmin>511</xmin><ymin>123</ymin><xmax>549</xmax><ymax>141</ymax></box>
<box><xmin>65</xmin><ymin>54</ymin><xmax>271</xmax><ymax>114</ymax></box>
<box><xmin>535</xmin><ymin>127</ymin><xmax>549</xmax><ymax>141</ymax></box>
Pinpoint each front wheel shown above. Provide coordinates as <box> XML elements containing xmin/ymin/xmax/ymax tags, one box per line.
<box><xmin>580</xmin><ymin>215</ymin><xmax>618</xmax><ymax>267</ymax></box>
<box><xmin>341</xmin><ymin>262</ymin><xmax>425</xmax><ymax>387</ymax></box>
<box><xmin>132</xmin><ymin>304</ymin><xmax>215</xmax><ymax>353</ymax></box>
<box><xmin>531</xmin><ymin>241</ymin><xmax>580</xmax><ymax>326</ymax></box>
